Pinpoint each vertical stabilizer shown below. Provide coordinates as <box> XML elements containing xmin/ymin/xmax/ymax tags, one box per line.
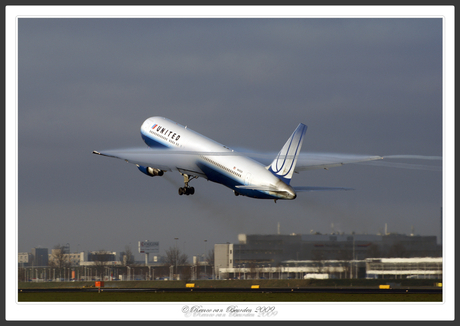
<box><xmin>268</xmin><ymin>123</ymin><xmax>307</xmax><ymax>184</ymax></box>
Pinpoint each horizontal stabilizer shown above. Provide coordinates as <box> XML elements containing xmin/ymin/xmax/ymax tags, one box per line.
<box><xmin>293</xmin><ymin>186</ymin><xmax>354</xmax><ymax>192</ymax></box>
<box><xmin>295</xmin><ymin>153</ymin><xmax>382</xmax><ymax>171</ymax></box>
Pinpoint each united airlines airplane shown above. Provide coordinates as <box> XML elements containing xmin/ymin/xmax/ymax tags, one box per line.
<box><xmin>93</xmin><ymin>116</ymin><xmax>382</xmax><ymax>202</ymax></box>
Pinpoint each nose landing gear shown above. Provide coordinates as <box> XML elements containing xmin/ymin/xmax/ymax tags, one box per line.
<box><xmin>178</xmin><ymin>173</ymin><xmax>197</xmax><ymax>196</ymax></box>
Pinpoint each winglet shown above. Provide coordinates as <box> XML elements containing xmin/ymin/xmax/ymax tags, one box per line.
<box><xmin>268</xmin><ymin>123</ymin><xmax>307</xmax><ymax>184</ymax></box>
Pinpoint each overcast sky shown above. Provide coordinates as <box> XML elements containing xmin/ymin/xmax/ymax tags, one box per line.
<box><xmin>17</xmin><ymin>16</ymin><xmax>443</xmax><ymax>262</ymax></box>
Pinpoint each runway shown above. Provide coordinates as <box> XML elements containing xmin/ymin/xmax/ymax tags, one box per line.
<box><xmin>19</xmin><ymin>287</ymin><xmax>441</xmax><ymax>294</ymax></box>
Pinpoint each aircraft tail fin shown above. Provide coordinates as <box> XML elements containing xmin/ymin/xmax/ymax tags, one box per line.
<box><xmin>267</xmin><ymin>123</ymin><xmax>307</xmax><ymax>184</ymax></box>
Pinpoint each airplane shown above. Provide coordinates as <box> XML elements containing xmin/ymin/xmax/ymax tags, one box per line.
<box><xmin>93</xmin><ymin>116</ymin><xmax>383</xmax><ymax>202</ymax></box>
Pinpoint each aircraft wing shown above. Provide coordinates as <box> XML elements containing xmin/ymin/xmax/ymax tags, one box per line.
<box><xmin>294</xmin><ymin>153</ymin><xmax>383</xmax><ymax>171</ymax></box>
<box><xmin>92</xmin><ymin>149</ymin><xmax>208</xmax><ymax>179</ymax></box>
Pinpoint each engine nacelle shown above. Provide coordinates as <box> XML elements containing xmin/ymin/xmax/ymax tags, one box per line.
<box><xmin>137</xmin><ymin>165</ymin><xmax>164</xmax><ymax>177</ymax></box>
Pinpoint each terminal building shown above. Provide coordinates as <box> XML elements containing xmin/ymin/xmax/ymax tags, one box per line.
<box><xmin>230</xmin><ymin>232</ymin><xmax>441</xmax><ymax>265</ymax></box>
<box><xmin>215</xmin><ymin>257</ymin><xmax>443</xmax><ymax>280</ymax></box>
<box><xmin>214</xmin><ymin>232</ymin><xmax>442</xmax><ymax>280</ymax></box>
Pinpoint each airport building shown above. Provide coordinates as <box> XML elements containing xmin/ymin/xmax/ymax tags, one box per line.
<box><xmin>19</xmin><ymin>230</ymin><xmax>442</xmax><ymax>281</ymax></box>
<box><xmin>214</xmin><ymin>232</ymin><xmax>442</xmax><ymax>280</ymax></box>
<box><xmin>365</xmin><ymin>257</ymin><xmax>442</xmax><ymax>279</ymax></box>
<box><xmin>214</xmin><ymin>243</ymin><xmax>234</xmax><ymax>269</ymax></box>
<box><xmin>31</xmin><ymin>248</ymin><xmax>49</xmax><ymax>267</ymax></box>
<box><xmin>216</xmin><ymin>257</ymin><xmax>443</xmax><ymax>280</ymax></box>
<box><xmin>48</xmin><ymin>249</ymin><xmax>84</xmax><ymax>267</ymax></box>
<box><xmin>228</xmin><ymin>232</ymin><xmax>441</xmax><ymax>265</ymax></box>
<box><xmin>47</xmin><ymin>250</ymin><xmax>119</xmax><ymax>267</ymax></box>
<box><xmin>18</xmin><ymin>252</ymin><xmax>32</xmax><ymax>266</ymax></box>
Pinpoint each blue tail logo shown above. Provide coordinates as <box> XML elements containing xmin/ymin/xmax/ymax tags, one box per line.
<box><xmin>268</xmin><ymin>123</ymin><xmax>307</xmax><ymax>184</ymax></box>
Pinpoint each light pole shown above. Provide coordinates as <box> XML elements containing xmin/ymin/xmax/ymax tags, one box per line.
<box><xmin>174</xmin><ymin>237</ymin><xmax>179</xmax><ymax>279</ymax></box>
<box><xmin>352</xmin><ymin>234</ymin><xmax>355</xmax><ymax>280</ymax></box>
<box><xmin>204</xmin><ymin>239</ymin><xmax>207</xmax><ymax>278</ymax></box>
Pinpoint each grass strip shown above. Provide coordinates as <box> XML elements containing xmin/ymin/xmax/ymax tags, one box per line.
<box><xmin>18</xmin><ymin>292</ymin><xmax>442</xmax><ymax>302</ymax></box>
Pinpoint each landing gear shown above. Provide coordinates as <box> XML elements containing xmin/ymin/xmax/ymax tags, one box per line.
<box><xmin>178</xmin><ymin>173</ymin><xmax>197</xmax><ymax>196</ymax></box>
<box><xmin>179</xmin><ymin>187</ymin><xmax>195</xmax><ymax>195</ymax></box>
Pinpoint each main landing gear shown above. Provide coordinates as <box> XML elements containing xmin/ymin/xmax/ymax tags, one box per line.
<box><xmin>179</xmin><ymin>187</ymin><xmax>194</xmax><ymax>195</ymax></box>
<box><xmin>178</xmin><ymin>173</ymin><xmax>197</xmax><ymax>196</ymax></box>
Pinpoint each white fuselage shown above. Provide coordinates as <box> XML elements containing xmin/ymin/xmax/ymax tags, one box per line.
<box><xmin>140</xmin><ymin>117</ymin><xmax>296</xmax><ymax>200</ymax></box>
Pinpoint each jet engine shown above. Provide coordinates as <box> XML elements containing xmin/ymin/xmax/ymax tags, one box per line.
<box><xmin>136</xmin><ymin>165</ymin><xmax>164</xmax><ymax>177</ymax></box>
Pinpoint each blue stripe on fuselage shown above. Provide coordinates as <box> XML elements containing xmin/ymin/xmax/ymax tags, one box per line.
<box><xmin>196</xmin><ymin>161</ymin><xmax>277</xmax><ymax>200</ymax></box>
<box><xmin>141</xmin><ymin>129</ymin><xmax>278</xmax><ymax>200</ymax></box>
<box><xmin>141</xmin><ymin>130</ymin><xmax>170</xmax><ymax>149</ymax></box>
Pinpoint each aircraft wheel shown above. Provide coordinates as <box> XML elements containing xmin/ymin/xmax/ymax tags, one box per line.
<box><xmin>179</xmin><ymin>187</ymin><xmax>195</xmax><ymax>196</ymax></box>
